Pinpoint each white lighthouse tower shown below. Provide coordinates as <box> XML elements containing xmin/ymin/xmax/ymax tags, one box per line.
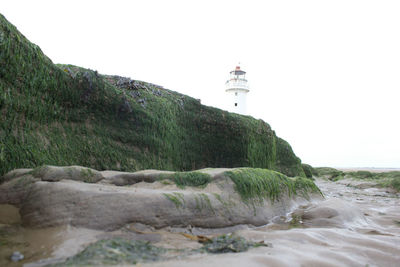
<box><xmin>225</xmin><ymin>65</ymin><xmax>249</xmax><ymax>115</ymax></box>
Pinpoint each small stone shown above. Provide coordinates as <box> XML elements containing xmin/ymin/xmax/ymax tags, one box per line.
<box><xmin>11</xmin><ymin>251</ymin><xmax>24</xmax><ymax>262</ymax></box>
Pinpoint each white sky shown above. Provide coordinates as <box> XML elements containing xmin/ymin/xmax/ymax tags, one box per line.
<box><xmin>2</xmin><ymin>0</ymin><xmax>400</xmax><ymax>168</ymax></box>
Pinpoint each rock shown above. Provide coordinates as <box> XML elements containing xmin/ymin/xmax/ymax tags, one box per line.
<box><xmin>118</xmin><ymin>96</ymin><xmax>133</xmax><ymax>114</ymax></box>
<box><xmin>1</xmin><ymin>168</ymin><xmax>32</xmax><ymax>183</ymax></box>
<box><xmin>129</xmin><ymin>90</ymin><xmax>141</xmax><ymax>98</ymax></box>
<box><xmin>101</xmin><ymin>170</ymin><xmax>175</xmax><ymax>186</ymax></box>
<box><xmin>11</xmin><ymin>251</ymin><xmax>24</xmax><ymax>262</ymax></box>
<box><xmin>152</xmin><ymin>89</ymin><xmax>162</xmax><ymax>96</ymax></box>
<box><xmin>0</xmin><ymin>167</ymin><xmax>322</xmax><ymax>231</ymax></box>
<box><xmin>81</xmin><ymin>71</ymin><xmax>94</xmax><ymax>103</ymax></box>
<box><xmin>31</xmin><ymin>165</ymin><xmax>104</xmax><ymax>183</ymax></box>
<box><xmin>293</xmin><ymin>198</ymin><xmax>367</xmax><ymax>228</ymax></box>
<box><xmin>138</xmin><ymin>98</ymin><xmax>147</xmax><ymax>108</ymax></box>
<box><xmin>116</xmin><ymin>76</ymin><xmax>134</xmax><ymax>89</ymax></box>
<box><xmin>0</xmin><ymin>174</ymin><xmax>37</xmax><ymax>205</ymax></box>
<box><xmin>177</xmin><ymin>98</ymin><xmax>184</xmax><ymax>108</ymax></box>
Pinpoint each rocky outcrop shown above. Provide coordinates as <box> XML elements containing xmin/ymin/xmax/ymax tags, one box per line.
<box><xmin>0</xmin><ymin>166</ymin><xmax>322</xmax><ymax>231</ymax></box>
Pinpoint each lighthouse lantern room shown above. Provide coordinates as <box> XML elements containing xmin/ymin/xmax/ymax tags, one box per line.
<box><xmin>225</xmin><ymin>65</ymin><xmax>249</xmax><ymax>115</ymax></box>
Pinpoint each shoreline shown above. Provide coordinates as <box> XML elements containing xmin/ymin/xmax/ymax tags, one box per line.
<box><xmin>336</xmin><ymin>167</ymin><xmax>400</xmax><ymax>173</ymax></box>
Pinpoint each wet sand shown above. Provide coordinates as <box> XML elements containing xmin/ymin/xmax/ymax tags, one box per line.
<box><xmin>1</xmin><ymin>178</ymin><xmax>400</xmax><ymax>267</ymax></box>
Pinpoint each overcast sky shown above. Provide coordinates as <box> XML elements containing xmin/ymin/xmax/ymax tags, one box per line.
<box><xmin>2</xmin><ymin>0</ymin><xmax>400</xmax><ymax>168</ymax></box>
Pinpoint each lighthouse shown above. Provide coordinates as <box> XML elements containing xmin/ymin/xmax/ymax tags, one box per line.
<box><xmin>225</xmin><ymin>65</ymin><xmax>249</xmax><ymax>115</ymax></box>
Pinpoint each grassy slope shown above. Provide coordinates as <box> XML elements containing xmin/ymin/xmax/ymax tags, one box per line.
<box><xmin>0</xmin><ymin>14</ymin><xmax>305</xmax><ymax>177</ymax></box>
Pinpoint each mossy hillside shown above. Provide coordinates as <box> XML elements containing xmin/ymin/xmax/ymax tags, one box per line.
<box><xmin>224</xmin><ymin>168</ymin><xmax>321</xmax><ymax>204</ymax></box>
<box><xmin>0</xmin><ymin>13</ymin><xmax>304</xmax><ymax>177</ymax></box>
<box><xmin>275</xmin><ymin>138</ymin><xmax>305</xmax><ymax>177</ymax></box>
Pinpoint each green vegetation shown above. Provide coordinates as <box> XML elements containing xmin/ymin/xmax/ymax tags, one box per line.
<box><xmin>49</xmin><ymin>238</ymin><xmax>166</xmax><ymax>266</ymax></box>
<box><xmin>346</xmin><ymin>171</ymin><xmax>400</xmax><ymax>192</ymax></box>
<box><xmin>346</xmin><ymin>170</ymin><xmax>400</xmax><ymax>180</ymax></box>
<box><xmin>301</xmin><ymin>163</ymin><xmax>314</xmax><ymax>179</ymax></box>
<box><xmin>80</xmin><ymin>168</ymin><xmax>96</xmax><ymax>183</ymax></box>
<box><xmin>201</xmin><ymin>234</ymin><xmax>266</xmax><ymax>253</ymax></box>
<box><xmin>386</xmin><ymin>177</ymin><xmax>400</xmax><ymax>191</ymax></box>
<box><xmin>275</xmin><ymin>138</ymin><xmax>305</xmax><ymax>177</ymax></box>
<box><xmin>292</xmin><ymin>176</ymin><xmax>322</xmax><ymax>199</ymax></box>
<box><xmin>166</xmin><ymin>172</ymin><xmax>212</xmax><ymax>188</ymax></box>
<box><xmin>163</xmin><ymin>192</ymin><xmax>185</xmax><ymax>209</ymax></box>
<box><xmin>225</xmin><ymin>168</ymin><xmax>322</xmax><ymax>204</ymax></box>
<box><xmin>314</xmin><ymin>167</ymin><xmax>344</xmax><ymax>181</ymax></box>
<box><xmin>0</xmin><ymin>13</ymin><xmax>304</xmax><ymax>178</ymax></box>
<box><xmin>313</xmin><ymin>167</ymin><xmax>400</xmax><ymax>192</ymax></box>
<box><xmin>194</xmin><ymin>193</ymin><xmax>215</xmax><ymax>213</ymax></box>
<box><xmin>30</xmin><ymin>165</ymin><xmax>49</xmax><ymax>178</ymax></box>
<box><xmin>346</xmin><ymin>170</ymin><xmax>374</xmax><ymax>179</ymax></box>
<box><xmin>46</xmin><ymin>234</ymin><xmax>266</xmax><ymax>266</ymax></box>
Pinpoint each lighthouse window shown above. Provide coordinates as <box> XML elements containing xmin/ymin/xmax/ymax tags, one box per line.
<box><xmin>235</xmin><ymin>103</ymin><xmax>237</xmax><ymax>107</ymax></box>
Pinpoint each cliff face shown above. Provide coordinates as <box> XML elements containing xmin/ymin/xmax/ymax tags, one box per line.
<box><xmin>0</xmin><ymin>14</ymin><xmax>305</xmax><ymax>177</ymax></box>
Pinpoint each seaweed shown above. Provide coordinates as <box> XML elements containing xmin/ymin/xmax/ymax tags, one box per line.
<box><xmin>225</xmin><ymin>168</ymin><xmax>322</xmax><ymax>204</ymax></box>
<box><xmin>47</xmin><ymin>238</ymin><xmax>165</xmax><ymax>266</ymax></box>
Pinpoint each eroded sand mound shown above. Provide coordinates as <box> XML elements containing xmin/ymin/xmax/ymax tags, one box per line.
<box><xmin>0</xmin><ymin>166</ymin><xmax>322</xmax><ymax>231</ymax></box>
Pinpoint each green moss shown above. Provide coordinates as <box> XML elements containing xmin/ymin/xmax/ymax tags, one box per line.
<box><xmin>212</xmin><ymin>193</ymin><xmax>226</xmax><ymax>206</ymax></box>
<box><xmin>47</xmin><ymin>235</ymin><xmax>266</xmax><ymax>266</ymax></box>
<box><xmin>340</xmin><ymin>170</ymin><xmax>400</xmax><ymax>192</ymax></box>
<box><xmin>388</xmin><ymin>177</ymin><xmax>400</xmax><ymax>191</ymax></box>
<box><xmin>80</xmin><ymin>168</ymin><xmax>96</xmax><ymax>183</ymax></box>
<box><xmin>274</xmin><ymin>138</ymin><xmax>306</xmax><ymax>177</ymax></box>
<box><xmin>346</xmin><ymin>170</ymin><xmax>374</xmax><ymax>179</ymax></box>
<box><xmin>168</xmin><ymin>172</ymin><xmax>212</xmax><ymax>188</ymax></box>
<box><xmin>163</xmin><ymin>192</ymin><xmax>185</xmax><ymax>209</ymax></box>
<box><xmin>194</xmin><ymin>193</ymin><xmax>215</xmax><ymax>213</ymax></box>
<box><xmin>159</xmin><ymin>179</ymin><xmax>173</xmax><ymax>185</ymax></box>
<box><xmin>314</xmin><ymin>167</ymin><xmax>344</xmax><ymax>181</ymax></box>
<box><xmin>201</xmin><ymin>234</ymin><xmax>265</xmax><ymax>253</ymax></box>
<box><xmin>301</xmin><ymin>164</ymin><xmax>314</xmax><ymax>179</ymax></box>
<box><xmin>380</xmin><ymin>175</ymin><xmax>400</xmax><ymax>192</ymax></box>
<box><xmin>0</xmin><ymin>13</ymin><xmax>305</xmax><ymax>178</ymax></box>
<box><xmin>292</xmin><ymin>176</ymin><xmax>322</xmax><ymax>199</ymax></box>
<box><xmin>225</xmin><ymin>168</ymin><xmax>322</xmax><ymax>205</ymax></box>
<box><xmin>30</xmin><ymin>165</ymin><xmax>49</xmax><ymax>178</ymax></box>
<box><xmin>49</xmin><ymin>238</ymin><xmax>165</xmax><ymax>266</ymax></box>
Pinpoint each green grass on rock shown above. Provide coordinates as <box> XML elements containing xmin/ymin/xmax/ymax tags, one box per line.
<box><xmin>225</xmin><ymin>168</ymin><xmax>322</xmax><ymax>204</ymax></box>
